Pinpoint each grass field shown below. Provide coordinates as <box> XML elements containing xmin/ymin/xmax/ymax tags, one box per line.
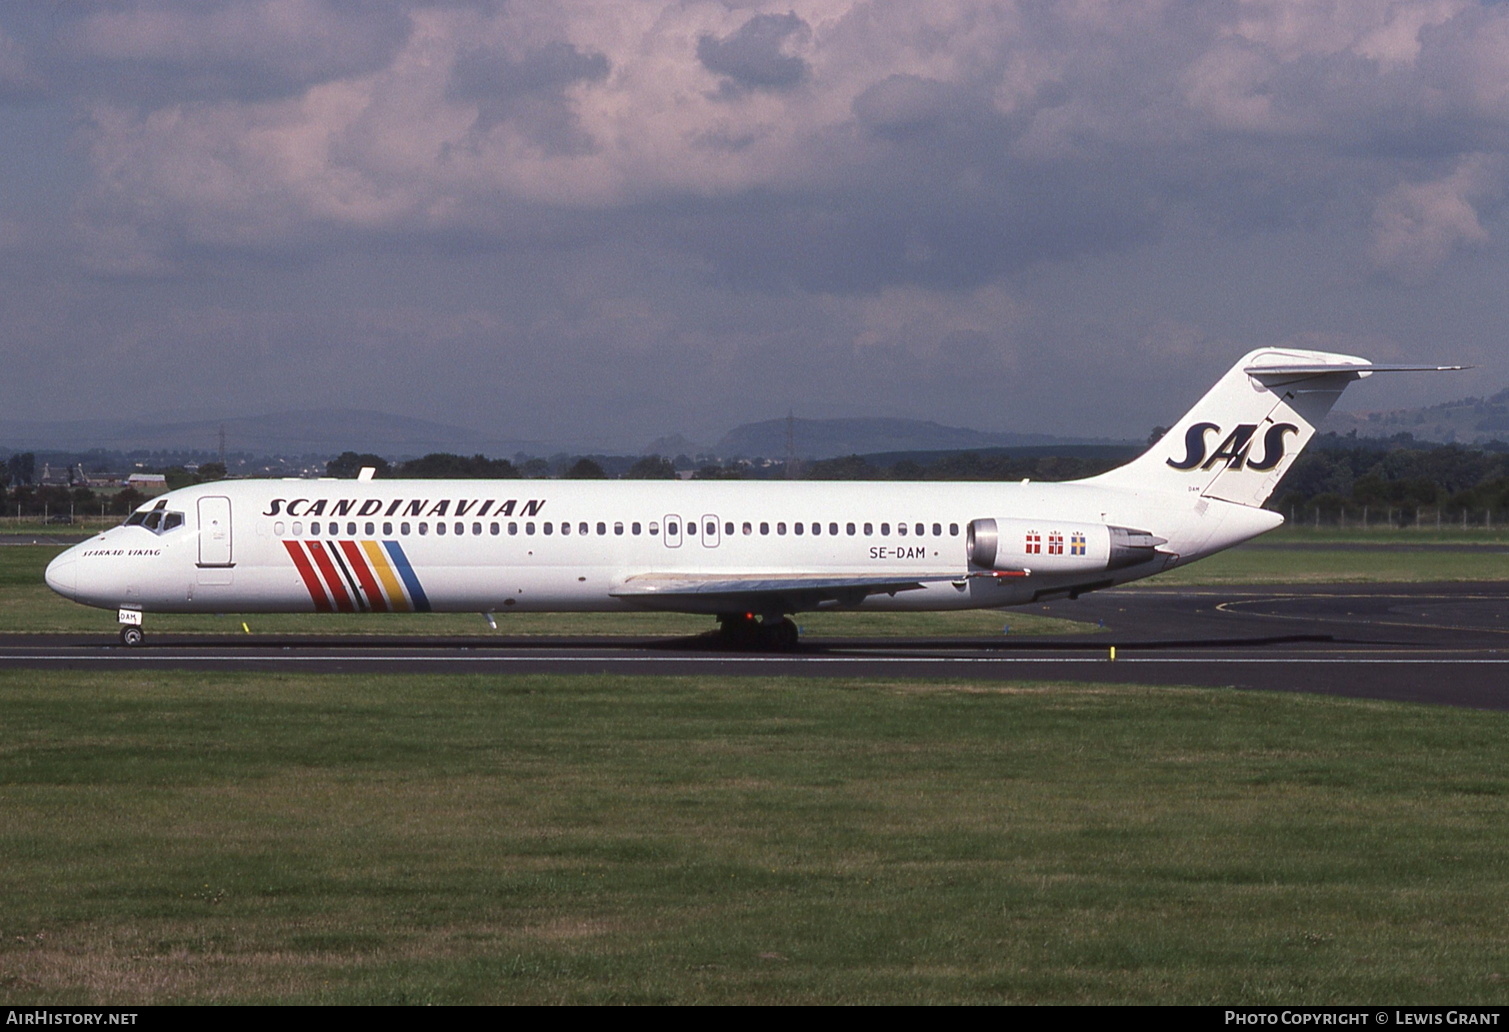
<box><xmin>2</xmin><ymin>671</ymin><xmax>1506</xmax><ymax>1004</ymax></box>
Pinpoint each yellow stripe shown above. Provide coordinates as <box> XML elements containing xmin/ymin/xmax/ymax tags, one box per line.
<box><xmin>361</xmin><ymin>540</ymin><xmax>411</xmax><ymax>612</ymax></box>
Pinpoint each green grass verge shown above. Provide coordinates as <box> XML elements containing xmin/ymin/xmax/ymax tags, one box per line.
<box><xmin>1261</xmin><ymin>526</ymin><xmax>1509</xmax><ymax>545</ymax></box>
<box><xmin>1</xmin><ymin>671</ymin><xmax>1506</xmax><ymax>1004</ymax></box>
<box><xmin>1152</xmin><ymin>545</ymin><xmax>1509</xmax><ymax>585</ymax></box>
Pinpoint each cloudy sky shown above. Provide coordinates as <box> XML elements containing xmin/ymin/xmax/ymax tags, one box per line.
<box><xmin>1</xmin><ymin>0</ymin><xmax>1506</xmax><ymax>451</ymax></box>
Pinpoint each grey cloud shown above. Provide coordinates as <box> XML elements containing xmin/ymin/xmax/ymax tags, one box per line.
<box><xmin>853</xmin><ymin>75</ymin><xmax>963</xmax><ymax>139</ymax></box>
<box><xmin>451</xmin><ymin>40</ymin><xmax>610</xmax><ymax>99</ymax></box>
<box><xmin>697</xmin><ymin>12</ymin><xmax>808</xmax><ymax>95</ymax></box>
<box><xmin>449</xmin><ymin>41</ymin><xmax>610</xmax><ymax>153</ymax></box>
<box><xmin>0</xmin><ymin>28</ymin><xmax>45</xmax><ymax>103</ymax></box>
<box><xmin>59</xmin><ymin>0</ymin><xmax>412</xmax><ymax>103</ymax></box>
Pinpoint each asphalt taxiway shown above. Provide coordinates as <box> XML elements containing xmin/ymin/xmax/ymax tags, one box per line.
<box><xmin>0</xmin><ymin>581</ymin><xmax>1504</xmax><ymax>709</ymax></box>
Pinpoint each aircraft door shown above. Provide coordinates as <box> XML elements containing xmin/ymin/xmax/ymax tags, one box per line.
<box><xmin>197</xmin><ymin>496</ymin><xmax>234</xmax><ymax>567</ymax></box>
<box><xmin>701</xmin><ymin>514</ymin><xmax>720</xmax><ymax>548</ymax></box>
<box><xmin>663</xmin><ymin>514</ymin><xmax>682</xmax><ymax>548</ymax></box>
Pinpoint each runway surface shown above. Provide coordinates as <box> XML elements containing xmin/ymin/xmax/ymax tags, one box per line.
<box><xmin>1</xmin><ymin>581</ymin><xmax>1504</xmax><ymax>709</ymax></box>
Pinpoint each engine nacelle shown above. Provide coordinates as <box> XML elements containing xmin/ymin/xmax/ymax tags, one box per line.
<box><xmin>966</xmin><ymin>518</ymin><xmax>1166</xmax><ymax>574</ymax></box>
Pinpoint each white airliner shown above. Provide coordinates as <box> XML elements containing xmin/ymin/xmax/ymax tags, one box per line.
<box><xmin>45</xmin><ymin>349</ymin><xmax>1456</xmax><ymax>648</ymax></box>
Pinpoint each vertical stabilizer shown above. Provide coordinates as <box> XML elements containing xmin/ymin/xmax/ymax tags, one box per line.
<box><xmin>1084</xmin><ymin>348</ymin><xmax>1372</xmax><ymax>508</ymax></box>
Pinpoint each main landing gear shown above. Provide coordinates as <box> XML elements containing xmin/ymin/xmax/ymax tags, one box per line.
<box><xmin>716</xmin><ymin>613</ymin><xmax>799</xmax><ymax>652</ymax></box>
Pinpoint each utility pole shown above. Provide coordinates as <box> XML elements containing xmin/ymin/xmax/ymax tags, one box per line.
<box><xmin>784</xmin><ymin>410</ymin><xmax>799</xmax><ymax>480</ymax></box>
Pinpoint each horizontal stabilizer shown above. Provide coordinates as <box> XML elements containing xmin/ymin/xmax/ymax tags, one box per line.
<box><xmin>1243</xmin><ymin>363</ymin><xmax>1468</xmax><ymax>377</ymax></box>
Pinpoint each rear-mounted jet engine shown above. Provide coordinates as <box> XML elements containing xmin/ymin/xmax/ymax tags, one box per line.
<box><xmin>966</xmin><ymin>517</ymin><xmax>1167</xmax><ymax>574</ymax></box>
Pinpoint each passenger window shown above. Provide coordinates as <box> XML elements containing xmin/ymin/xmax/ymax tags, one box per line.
<box><xmin>365</xmin><ymin>522</ymin><xmax>375</xmax><ymax>536</ymax></box>
<box><xmin>419</xmin><ymin>523</ymin><xmax>429</xmax><ymax>535</ymax></box>
<box><xmin>881</xmin><ymin>523</ymin><xmax>890</xmax><ymax>536</ymax></box>
<box><xmin>614</xmin><ymin>522</ymin><xmax>624</xmax><ymax>535</ymax></box>
<box><xmin>667</xmin><ymin>521</ymin><xmax>678</xmax><ymax>536</ymax></box>
<box><xmin>546</xmin><ymin>522</ymin><xmax>555</xmax><ymax>535</ymax></box>
<box><xmin>561</xmin><ymin>522</ymin><xmax>571</xmax><ymax>536</ymax></box>
<box><xmin>292</xmin><ymin>521</ymin><xmax>303</xmax><ymax>536</ymax></box>
<box><xmin>760</xmin><ymin>522</ymin><xmax>769</xmax><ymax>535</ymax></box>
<box><xmin>864</xmin><ymin>523</ymin><xmax>873</xmax><ymax>535</ymax></box>
<box><xmin>846</xmin><ymin>523</ymin><xmax>855</xmax><ymax>535</ymax></box>
<box><xmin>509</xmin><ymin>522</ymin><xmax>518</xmax><ymax>535</ymax></box>
<box><xmin>898</xmin><ymin>523</ymin><xmax>907</xmax><ymax>536</ymax></box>
<box><xmin>649</xmin><ymin>522</ymin><xmax>659</xmax><ymax>535</ymax></box>
<box><xmin>580</xmin><ymin>522</ymin><xmax>589</xmax><ymax>535</ymax></box>
<box><xmin>632</xmin><ymin>522</ymin><xmax>641</xmax><ymax>535</ymax></box>
<box><xmin>311</xmin><ymin>521</ymin><xmax>321</xmax><ymax>535</ymax></box>
<box><xmin>598</xmin><ymin>522</ymin><xmax>607</xmax><ymax>535</ymax></box>
<box><xmin>274</xmin><ymin>521</ymin><xmax>286</xmax><ymax>536</ymax></box>
<box><xmin>454</xmin><ymin>522</ymin><xmax>463</xmax><ymax>535</ymax></box>
<box><xmin>490</xmin><ymin>522</ymin><xmax>499</xmax><ymax>535</ymax></box>
<box><xmin>724</xmin><ymin>522</ymin><xmax>734</xmax><ymax>536</ymax></box>
<box><xmin>777</xmin><ymin>522</ymin><xmax>787</xmax><ymax>535</ymax></box>
<box><xmin>829</xmin><ymin>522</ymin><xmax>838</xmax><ymax>536</ymax></box>
<box><xmin>949</xmin><ymin>523</ymin><xmax>959</xmax><ymax>536</ymax></box>
<box><xmin>743</xmin><ymin>522</ymin><xmax>752</xmax><ymax>535</ymax></box>
<box><xmin>347</xmin><ymin>522</ymin><xmax>357</xmax><ymax>536</ymax></box>
<box><xmin>793</xmin><ymin>522</ymin><xmax>803</xmax><ymax>535</ymax></box>
<box><xmin>526</xmin><ymin>522</ymin><xmax>535</xmax><ymax>535</ymax></box>
<box><xmin>401</xmin><ymin>522</ymin><xmax>411</xmax><ymax>535</ymax></box>
<box><xmin>474</xmin><ymin>522</ymin><xmax>483</xmax><ymax>536</ymax></box>
<box><xmin>383</xmin><ymin>522</ymin><xmax>393</xmax><ymax>536</ymax></box>
<box><xmin>916</xmin><ymin>523</ymin><xmax>924</xmax><ymax>536</ymax></box>
<box><xmin>437</xmin><ymin>522</ymin><xmax>447</xmax><ymax>536</ymax></box>
<box><xmin>932</xmin><ymin>523</ymin><xmax>941</xmax><ymax>536</ymax></box>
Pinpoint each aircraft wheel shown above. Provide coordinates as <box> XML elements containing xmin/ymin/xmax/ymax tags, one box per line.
<box><xmin>119</xmin><ymin>626</ymin><xmax>145</xmax><ymax>647</ymax></box>
<box><xmin>717</xmin><ymin>613</ymin><xmax>761</xmax><ymax>650</ymax></box>
<box><xmin>768</xmin><ymin>617</ymin><xmax>799</xmax><ymax>652</ymax></box>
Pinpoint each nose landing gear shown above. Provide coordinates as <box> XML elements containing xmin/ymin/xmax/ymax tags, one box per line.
<box><xmin>117</xmin><ymin>608</ymin><xmax>144</xmax><ymax>647</ymax></box>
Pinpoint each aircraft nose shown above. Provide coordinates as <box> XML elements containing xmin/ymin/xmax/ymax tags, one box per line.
<box><xmin>45</xmin><ymin>552</ymin><xmax>77</xmax><ymax>600</ymax></box>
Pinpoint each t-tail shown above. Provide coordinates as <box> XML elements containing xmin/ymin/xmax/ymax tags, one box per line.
<box><xmin>1084</xmin><ymin>348</ymin><xmax>1462</xmax><ymax>508</ymax></box>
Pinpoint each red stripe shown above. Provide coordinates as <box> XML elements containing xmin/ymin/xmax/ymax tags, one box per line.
<box><xmin>306</xmin><ymin>540</ymin><xmax>355</xmax><ymax>612</ymax></box>
<box><xmin>283</xmin><ymin>540</ymin><xmax>333</xmax><ymax>613</ymax></box>
<box><xmin>338</xmin><ymin>540</ymin><xmax>388</xmax><ymax>613</ymax></box>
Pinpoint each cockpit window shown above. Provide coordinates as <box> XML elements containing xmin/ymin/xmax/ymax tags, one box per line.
<box><xmin>125</xmin><ymin>506</ymin><xmax>186</xmax><ymax>535</ymax></box>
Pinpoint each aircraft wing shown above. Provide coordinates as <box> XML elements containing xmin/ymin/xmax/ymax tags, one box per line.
<box><xmin>610</xmin><ymin>571</ymin><xmax>968</xmax><ymax>613</ymax></box>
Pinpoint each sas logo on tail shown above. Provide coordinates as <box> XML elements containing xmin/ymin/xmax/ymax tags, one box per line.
<box><xmin>1166</xmin><ymin>422</ymin><xmax>1298</xmax><ymax>472</ymax></box>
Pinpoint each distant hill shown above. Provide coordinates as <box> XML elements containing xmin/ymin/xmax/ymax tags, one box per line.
<box><xmin>716</xmin><ymin>417</ymin><xmax>1117</xmax><ymax>460</ymax></box>
<box><xmin>0</xmin><ymin>409</ymin><xmax>546</xmax><ymax>459</ymax></box>
<box><xmin>1327</xmin><ymin>389</ymin><xmax>1509</xmax><ymax>445</ymax></box>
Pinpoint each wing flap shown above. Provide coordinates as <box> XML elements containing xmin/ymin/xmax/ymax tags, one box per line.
<box><xmin>610</xmin><ymin>571</ymin><xmax>966</xmax><ymax>614</ymax></box>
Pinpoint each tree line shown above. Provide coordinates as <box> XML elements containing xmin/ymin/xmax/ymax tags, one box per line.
<box><xmin>10</xmin><ymin>435</ymin><xmax>1508</xmax><ymax>525</ymax></box>
<box><xmin>319</xmin><ymin>440</ymin><xmax>1509</xmax><ymax>524</ymax></box>
<box><xmin>0</xmin><ymin>455</ymin><xmax>227</xmax><ymax>519</ymax></box>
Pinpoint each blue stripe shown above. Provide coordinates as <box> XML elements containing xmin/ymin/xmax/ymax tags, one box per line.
<box><xmin>382</xmin><ymin>540</ymin><xmax>432</xmax><ymax>612</ymax></box>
